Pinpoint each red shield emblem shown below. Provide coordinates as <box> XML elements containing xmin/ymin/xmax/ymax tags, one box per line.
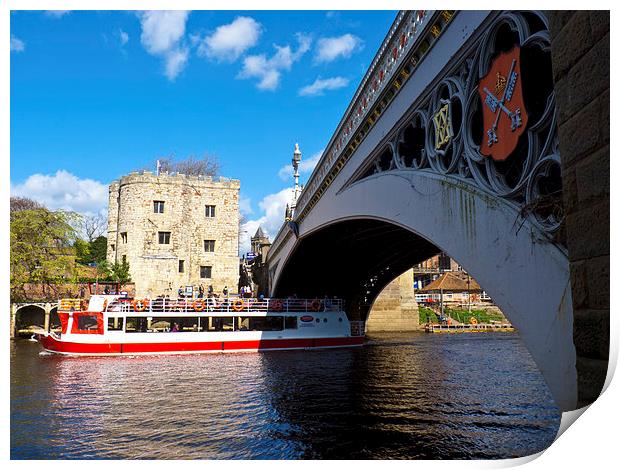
<box><xmin>478</xmin><ymin>47</ymin><xmax>528</xmax><ymax>161</ymax></box>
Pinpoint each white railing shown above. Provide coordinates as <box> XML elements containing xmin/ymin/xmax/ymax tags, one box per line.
<box><xmin>103</xmin><ymin>297</ymin><xmax>344</xmax><ymax>314</ymax></box>
<box><xmin>350</xmin><ymin>321</ymin><xmax>366</xmax><ymax>337</ymax></box>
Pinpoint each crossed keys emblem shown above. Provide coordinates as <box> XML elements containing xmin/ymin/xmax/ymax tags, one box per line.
<box><xmin>477</xmin><ymin>47</ymin><xmax>528</xmax><ymax>161</ymax></box>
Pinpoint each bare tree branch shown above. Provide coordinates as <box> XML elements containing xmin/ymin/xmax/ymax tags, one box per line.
<box><xmin>82</xmin><ymin>214</ymin><xmax>107</xmax><ymax>242</ymax></box>
<box><xmin>146</xmin><ymin>154</ymin><xmax>220</xmax><ymax>177</ymax></box>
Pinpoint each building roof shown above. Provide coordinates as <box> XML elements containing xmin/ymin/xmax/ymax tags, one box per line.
<box><xmin>253</xmin><ymin>226</ymin><xmax>266</xmax><ymax>239</ymax></box>
<box><xmin>419</xmin><ymin>272</ymin><xmax>482</xmax><ymax>292</ymax></box>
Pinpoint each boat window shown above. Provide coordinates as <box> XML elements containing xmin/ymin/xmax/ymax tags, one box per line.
<box><xmin>107</xmin><ymin>317</ymin><xmax>124</xmax><ymax>331</ymax></box>
<box><xmin>149</xmin><ymin>317</ymin><xmax>172</xmax><ymax>332</ymax></box>
<box><xmin>77</xmin><ymin>315</ymin><xmax>99</xmax><ymax>330</ymax></box>
<box><xmin>205</xmin><ymin>317</ymin><xmax>234</xmax><ymax>332</ymax></box>
<box><xmin>237</xmin><ymin>316</ymin><xmax>283</xmax><ymax>331</ymax></box>
<box><xmin>125</xmin><ymin>317</ymin><xmax>148</xmax><ymax>333</ymax></box>
<box><xmin>285</xmin><ymin>316</ymin><xmax>297</xmax><ymax>329</ymax></box>
<box><xmin>177</xmin><ymin>317</ymin><xmax>199</xmax><ymax>332</ymax></box>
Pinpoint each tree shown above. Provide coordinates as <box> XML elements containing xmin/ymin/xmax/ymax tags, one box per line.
<box><xmin>10</xmin><ymin>208</ymin><xmax>78</xmax><ymax>301</ymax></box>
<box><xmin>155</xmin><ymin>154</ymin><xmax>220</xmax><ymax>177</ymax></box>
<box><xmin>90</xmin><ymin>236</ymin><xmax>108</xmax><ymax>264</ymax></box>
<box><xmin>82</xmin><ymin>214</ymin><xmax>107</xmax><ymax>242</ymax></box>
<box><xmin>109</xmin><ymin>259</ymin><xmax>131</xmax><ymax>284</ymax></box>
<box><xmin>10</xmin><ymin>197</ymin><xmax>44</xmax><ymax>219</ymax></box>
<box><xmin>74</xmin><ymin>239</ymin><xmax>91</xmax><ymax>264</ymax></box>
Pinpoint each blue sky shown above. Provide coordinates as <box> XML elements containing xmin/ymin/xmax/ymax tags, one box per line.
<box><xmin>10</xmin><ymin>10</ymin><xmax>397</xmax><ymax>251</ymax></box>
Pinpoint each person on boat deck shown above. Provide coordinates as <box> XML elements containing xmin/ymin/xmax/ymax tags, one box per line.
<box><xmin>223</xmin><ymin>286</ymin><xmax>229</xmax><ymax>297</ymax></box>
<box><xmin>104</xmin><ymin>286</ymin><xmax>110</xmax><ymax>294</ymax></box>
<box><xmin>208</xmin><ymin>285</ymin><xmax>214</xmax><ymax>297</ymax></box>
<box><xmin>171</xmin><ymin>323</ymin><xmax>180</xmax><ymax>332</ymax></box>
<box><xmin>198</xmin><ymin>285</ymin><xmax>204</xmax><ymax>298</ymax></box>
<box><xmin>178</xmin><ymin>286</ymin><xmax>183</xmax><ymax>298</ymax></box>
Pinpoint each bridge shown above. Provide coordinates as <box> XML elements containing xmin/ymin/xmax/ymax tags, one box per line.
<box><xmin>266</xmin><ymin>10</ymin><xmax>609</xmax><ymax>412</ymax></box>
<box><xmin>10</xmin><ymin>302</ymin><xmax>59</xmax><ymax>337</ymax></box>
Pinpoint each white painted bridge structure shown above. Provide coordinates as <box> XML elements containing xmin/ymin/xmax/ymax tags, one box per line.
<box><xmin>266</xmin><ymin>11</ymin><xmax>575</xmax><ymax>410</ymax></box>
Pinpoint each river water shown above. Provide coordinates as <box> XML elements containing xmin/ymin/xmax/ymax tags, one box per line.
<box><xmin>11</xmin><ymin>332</ymin><xmax>560</xmax><ymax>459</ymax></box>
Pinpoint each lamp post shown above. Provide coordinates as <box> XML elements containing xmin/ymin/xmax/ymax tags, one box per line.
<box><xmin>467</xmin><ymin>273</ymin><xmax>471</xmax><ymax>314</ymax></box>
<box><xmin>290</xmin><ymin>143</ymin><xmax>302</xmax><ymax>219</ymax></box>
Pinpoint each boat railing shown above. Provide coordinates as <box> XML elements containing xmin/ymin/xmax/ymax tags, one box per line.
<box><xmin>104</xmin><ymin>297</ymin><xmax>344</xmax><ymax>315</ymax></box>
<box><xmin>350</xmin><ymin>321</ymin><xmax>366</xmax><ymax>337</ymax></box>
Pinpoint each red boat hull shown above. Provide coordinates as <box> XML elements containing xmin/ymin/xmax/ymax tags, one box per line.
<box><xmin>36</xmin><ymin>334</ymin><xmax>364</xmax><ymax>356</ymax></box>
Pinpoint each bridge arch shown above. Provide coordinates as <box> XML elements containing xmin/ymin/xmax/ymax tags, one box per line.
<box><xmin>271</xmin><ymin>169</ymin><xmax>575</xmax><ymax>411</ymax></box>
<box><xmin>14</xmin><ymin>304</ymin><xmax>47</xmax><ymax>334</ymax></box>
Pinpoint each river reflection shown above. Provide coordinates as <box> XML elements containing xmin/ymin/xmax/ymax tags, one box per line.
<box><xmin>11</xmin><ymin>332</ymin><xmax>560</xmax><ymax>459</ymax></box>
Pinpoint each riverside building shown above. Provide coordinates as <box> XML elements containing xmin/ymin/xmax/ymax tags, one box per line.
<box><xmin>106</xmin><ymin>170</ymin><xmax>240</xmax><ymax>298</ymax></box>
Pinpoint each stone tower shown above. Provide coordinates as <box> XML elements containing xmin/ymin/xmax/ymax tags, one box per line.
<box><xmin>107</xmin><ymin>171</ymin><xmax>240</xmax><ymax>298</ymax></box>
<box><xmin>251</xmin><ymin>226</ymin><xmax>271</xmax><ymax>261</ymax></box>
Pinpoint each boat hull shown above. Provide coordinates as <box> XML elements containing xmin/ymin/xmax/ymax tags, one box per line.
<box><xmin>36</xmin><ymin>333</ymin><xmax>364</xmax><ymax>356</ymax></box>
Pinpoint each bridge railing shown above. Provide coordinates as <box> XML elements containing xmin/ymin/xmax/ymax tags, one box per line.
<box><xmin>270</xmin><ymin>10</ymin><xmax>437</xmax><ymax>253</ymax></box>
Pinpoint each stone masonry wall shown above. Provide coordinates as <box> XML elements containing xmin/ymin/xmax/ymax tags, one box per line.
<box><xmin>548</xmin><ymin>11</ymin><xmax>609</xmax><ymax>407</ymax></box>
<box><xmin>366</xmin><ymin>269</ymin><xmax>419</xmax><ymax>332</ymax></box>
<box><xmin>107</xmin><ymin>172</ymin><xmax>240</xmax><ymax>298</ymax></box>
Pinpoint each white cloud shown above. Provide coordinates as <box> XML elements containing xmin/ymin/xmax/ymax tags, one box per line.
<box><xmin>119</xmin><ymin>29</ymin><xmax>129</xmax><ymax>46</ymax></box>
<box><xmin>299</xmin><ymin>76</ymin><xmax>348</xmax><ymax>96</ymax></box>
<box><xmin>45</xmin><ymin>11</ymin><xmax>70</xmax><ymax>18</ymax></box>
<box><xmin>164</xmin><ymin>47</ymin><xmax>189</xmax><ymax>80</ymax></box>
<box><xmin>239</xmin><ymin>188</ymin><xmax>293</xmax><ymax>254</ymax></box>
<box><xmin>11</xmin><ymin>170</ymin><xmax>108</xmax><ymax>217</ymax></box>
<box><xmin>238</xmin><ymin>33</ymin><xmax>311</xmax><ymax>90</ymax></box>
<box><xmin>239</xmin><ymin>194</ymin><xmax>253</xmax><ymax>215</ymax></box>
<box><xmin>315</xmin><ymin>34</ymin><xmax>362</xmax><ymax>63</ymax></box>
<box><xmin>197</xmin><ymin>16</ymin><xmax>261</xmax><ymax>62</ymax></box>
<box><xmin>138</xmin><ymin>10</ymin><xmax>190</xmax><ymax>81</ymax></box>
<box><xmin>10</xmin><ymin>35</ymin><xmax>25</xmax><ymax>53</ymax></box>
<box><xmin>278</xmin><ymin>149</ymin><xmax>323</xmax><ymax>181</ymax></box>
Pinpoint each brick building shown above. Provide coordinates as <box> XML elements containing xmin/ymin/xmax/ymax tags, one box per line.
<box><xmin>106</xmin><ymin>171</ymin><xmax>240</xmax><ymax>298</ymax></box>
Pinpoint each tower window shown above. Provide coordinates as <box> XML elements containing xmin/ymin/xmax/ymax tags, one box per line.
<box><xmin>120</xmin><ymin>232</ymin><xmax>127</xmax><ymax>243</ymax></box>
<box><xmin>205</xmin><ymin>205</ymin><xmax>216</xmax><ymax>217</ymax></box>
<box><xmin>204</xmin><ymin>240</ymin><xmax>215</xmax><ymax>252</ymax></box>
<box><xmin>158</xmin><ymin>231</ymin><xmax>171</xmax><ymax>244</ymax></box>
<box><xmin>179</xmin><ymin>259</ymin><xmax>185</xmax><ymax>273</ymax></box>
<box><xmin>154</xmin><ymin>201</ymin><xmax>165</xmax><ymax>213</ymax></box>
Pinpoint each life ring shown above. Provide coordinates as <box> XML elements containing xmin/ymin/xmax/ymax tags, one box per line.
<box><xmin>469</xmin><ymin>317</ymin><xmax>478</xmax><ymax>325</ymax></box>
<box><xmin>232</xmin><ymin>299</ymin><xmax>245</xmax><ymax>312</ymax></box>
<box><xmin>310</xmin><ymin>299</ymin><xmax>322</xmax><ymax>312</ymax></box>
<box><xmin>194</xmin><ymin>299</ymin><xmax>206</xmax><ymax>311</ymax></box>
<box><xmin>133</xmin><ymin>298</ymin><xmax>149</xmax><ymax>312</ymax></box>
<box><xmin>270</xmin><ymin>299</ymin><xmax>283</xmax><ymax>311</ymax></box>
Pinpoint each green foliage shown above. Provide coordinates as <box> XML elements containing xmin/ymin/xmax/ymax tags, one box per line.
<box><xmin>10</xmin><ymin>208</ymin><xmax>78</xmax><ymax>301</ymax></box>
<box><xmin>419</xmin><ymin>307</ymin><xmax>439</xmax><ymax>324</ymax></box>
<box><xmin>87</xmin><ymin>259</ymin><xmax>131</xmax><ymax>283</ymax></box>
<box><xmin>444</xmin><ymin>307</ymin><xmax>507</xmax><ymax>324</ymax></box>
<box><xmin>74</xmin><ymin>235</ymin><xmax>107</xmax><ymax>265</ymax></box>
<box><xmin>90</xmin><ymin>236</ymin><xmax>108</xmax><ymax>264</ymax></box>
<box><xmin>74</xmin><ymin>239</ymin><xmax>91</xmax><ymax>264</ymax></box>
<box><xmin>108</xmin><ymin>260</ymin><xmax>132</xmax><ymax>283</ymax></box>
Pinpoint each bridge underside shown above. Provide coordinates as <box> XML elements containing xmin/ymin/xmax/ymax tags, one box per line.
<box><xmin>274</xmin><ymin>219</ymin><xmax>439</xmax><ymax>321</ymax></box>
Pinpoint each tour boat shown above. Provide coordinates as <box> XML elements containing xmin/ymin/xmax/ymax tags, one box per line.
<box><xmin>34</xmin><ymin>295</ymin><xmax>365</xmax><ymax>356</ymax></box>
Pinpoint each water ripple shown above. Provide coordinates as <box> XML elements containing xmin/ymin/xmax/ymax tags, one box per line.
<box><xmin>11</xmin><ymin>332</ymin><xmax>560</xmax><ymax>459</ymax></box>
